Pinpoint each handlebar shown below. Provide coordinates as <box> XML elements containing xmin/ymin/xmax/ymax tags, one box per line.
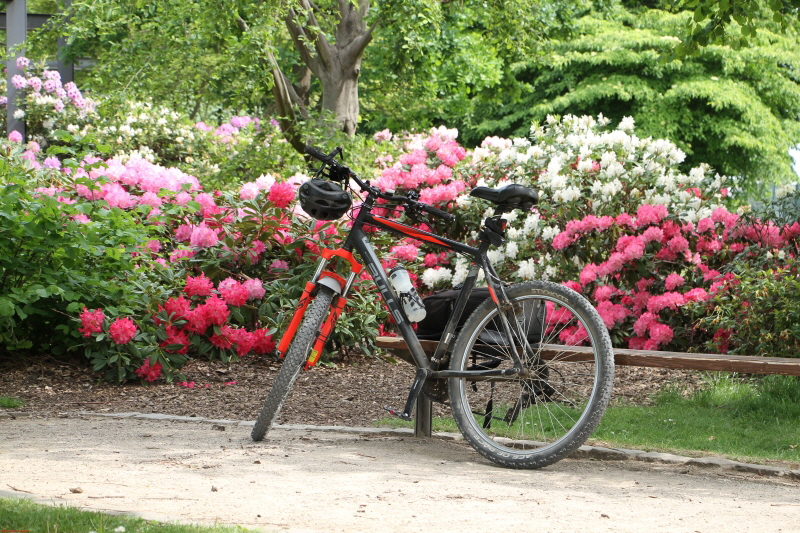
<box><xmin>304</xmin><ymin>144</ymin><xmax>456</xmax><ymax>224</ymax></box>
<box><xmin>304</xmin><ymin>145</ymin><xmax>341</xmax><ymax>166</ymax></box>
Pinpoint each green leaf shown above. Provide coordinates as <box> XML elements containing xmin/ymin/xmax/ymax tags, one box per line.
<box><xmin>0</xmin><ymin>299</ymin><xmax>15</xmax><ymax>317</ymax></box>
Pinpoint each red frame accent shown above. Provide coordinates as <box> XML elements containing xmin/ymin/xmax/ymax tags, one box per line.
<box><xmin>370</xmin><ymin>216</ymin><xmax>449</xmax><ymax>247</ymax></box>
<box><xmin>488</xmin><ymin>285</ymin><xmax>499</xmax><ymax>304</ymax></box>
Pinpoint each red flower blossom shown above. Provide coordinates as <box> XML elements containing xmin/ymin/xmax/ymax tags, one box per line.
<box><xmin>108</xmin><ymin>317</ymin><xmax>137</xmax><ymax>344</ymax></box>
<box><xmin>135</xmin><ymin>359</ymin><xmax>162</xmax><ymax>382</ymax></box>
<box><xmin>184</xmin><ymin>274</ymin><xmax>214</xmax><ymax>297</ymax></box>
<box><xmin>251</xmin><ymin>328</ymin><xmax>276</xmax><ymax>354</ymax></box>
<box><xmin>78</xmin><ymin>308</ymin><xmax>105</xmax><ymax>337</ymax></box>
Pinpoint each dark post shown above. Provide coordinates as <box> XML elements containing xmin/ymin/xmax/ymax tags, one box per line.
<box><xmin>6</xmin><ymin>0</ymin><xmax>27</xmax><ymax>141</ymax></box>
<box><xmin>414</xmin><ymin>395</ymin><xmax>432</xmax><ymax>438</ymax></box>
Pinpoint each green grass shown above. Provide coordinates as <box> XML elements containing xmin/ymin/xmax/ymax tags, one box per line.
<box><xmin>593</xmin><ymin>374</ymin><xmax>800</xmax><ymax>464</ymax></box>
<box><xmin>0</xmin><ymin>498</ymin><xmax>254</xmax><ymax>533</ymax></box>
<box><xmin>0</xmin><ymin>396</ymin><xmax>24</xmax><ymax>408</ymax></box>
<box><xmin>378</xmin><ymin>374</ymin><xmax>800</xmax><ymax>465</ymax></box>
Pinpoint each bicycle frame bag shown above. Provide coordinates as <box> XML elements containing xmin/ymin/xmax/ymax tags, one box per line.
<box><xmin>415</xmin><ymin>287</ymin><xmax>547</xmax><ymax>346</ymax></box>
<box><xmin>415</xmin><ymin>288</ymin><xmax>491</xmax><ymax>340</ymax></box>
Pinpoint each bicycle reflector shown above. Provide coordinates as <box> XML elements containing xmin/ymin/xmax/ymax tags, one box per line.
<box><xmin>298</xmin><ymin>178</ymin><xmax>352</xmax><ymax>220</ymax></box>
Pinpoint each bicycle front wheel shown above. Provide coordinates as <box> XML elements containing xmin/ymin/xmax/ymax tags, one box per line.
<box><xmin>448</xmin><ymin>281</ymin><xmax>614</xmax><ymax>469</ymax></box>
<box><xmin>251</xmin><ymin>285</ymin><xmax>336</xmax><ymax>441</ymax></box>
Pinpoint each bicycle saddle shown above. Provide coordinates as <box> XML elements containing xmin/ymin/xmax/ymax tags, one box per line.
<box><xmin>470</xmin><ymin>184</ymin><xmax>538</xmax><ymax>209</ymax></box>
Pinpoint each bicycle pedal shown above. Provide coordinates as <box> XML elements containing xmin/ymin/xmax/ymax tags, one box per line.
<box><xmin>384</xmin><ymin>406</ymin><xmax>413</xmax><ymax>421</ymax></box>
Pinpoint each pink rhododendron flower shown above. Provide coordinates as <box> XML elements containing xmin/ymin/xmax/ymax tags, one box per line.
<box><xmin>243</xmin><ymin>278</ymin><xmax>266</xmax><ymax>300</ymax></box>
<box><xmin>170</xmin><ymin>249</ymin><xmax>195</xmax><ymax>262</ymax></box>
<box><xmin>201</xmin><ymin>295</ymin><xmax>230</xmax><ymax>325</ymax></box>
<box><xmin>633</xmin><ymin>312</ymin><xmax>658</xmax><ymax>337</ymax></box>
<box><xmin>664</xmin><ymin>273</ymin><xmax>685</xmax><ymax>290</ymax></box>
<box><xmin>210</xmin><ymin>325</ymin><xmax>236</xmax><ymax>349</ymax></box>
<box><xmin>615</xmin><ymin>213</ymin><xmax>634</xmax><ymax>227</ymax></box>
<box><xmin>649</xmin><ymin>323</ymin><xmax>674</xmax><ymax>345</ymax></box>
<box><xmin>646</xmin><ymin>292</ymin><xmax>685</xmax><ymax>313</ymax></box>
<box><xmin>667</xmin><ymin>235</ymin><xmax>689</xmax><ymax>253</ymax></box>
<box><xmin>27</xmin><ymin>76</ymin><xmax>42</xmax><ymax>92</ymax></box>
<box><xmin>218</xmin><ymin>278</ymin><xmax>249</xmax><ymax>306</ymax></box>
<box><xmin>135</xmin><ymin>359</ymin><xmax>163</xmax><ymax>382</ymax></box>
<box><xmin>635</xmin><ymin>204</ymin><xmax>668</xmax><ymax>227</ymax></box>
<box><xmin>593</xmin><ymin>285</ymin><xmax>614</xmax><ymax>302</ymax></box>
<box><xmin>373</xmin><ymin>129</ymin><xmax>393</xmax><ymax>142</ymax></box>
<box><xmin>240</xmin><ymin>182</ymin><xmax>259</xmax><ymax>200</ymax></box>
<box><xmin>683</xmin><ymin>287</ymin><xmax>710</xmax><ymax>302</ymax></box>
<box><xmin>164</xmin><ymin>295</ymin><xmax>191</xmax><ymax>320</ymax></box>
<box><xmin>268</xmin><ymin>182</ymin><xmax>296</xmax><ymax>208</ymax></box>
<box><xmin>269</xmin><ymin>259</ymin><xmax>289</xmax><ymax>271</ymax></box>
<box><xmin>78</xmin><ymin>308</ymin><xmax>105</xmax><ymax>337</ymax></box>
<box><xmin>190</xmin><ymin>224</ymin><xmax>218</xmax><ymax>247</ymax></box>
<box><xmin>391</xmin><ymin>243</ymin><xmax>420</xmax><ymax>261</ymax></box>
<box><xmin>596</xmin><ymin>300</ymin><xmax>629</xmax><ymax>328</ymax></box>
<box><xmin>579</xmin><ymin>263</ymin><xmax>599</xmax><ymax>285</ymax></box>
<box><xmin>109</xmin><ymin>317</ymin><xmax>138</xmax><ymax>344</ymax></box>
<box><xmin>146</xmin><ymin>239</ymin><xmax>162</xmax><ymax>253</ymax></box>
<box><xmin>8</xmin><ymin>131</ymin><xmax>23</xmax><ymax>143</ymax></box>
<box><xmin>711</xmin><ymin>207</ymin><xmax>738</xmax><ymax>230</ymax></box>
<box><xmin>184</xmin><ymin>274</ymin><xmax>214</xmax><ymax>297</ymax></box>
<box><xmin>160</xmin><ymin>327</ymin><xmax>190</xmax><ymax>354</ymax></box>
<box><xmin>562</xmin><ymin>281</ymin><xmax>582</xmax><ymax>293</ymax></box>
<box><xmin>232</xmin><ymin>329</ymin><xmax>256</xmax><ymax>356</ymax></box>
<box><xmin>641</xmin><ymin>226</ymin><xmax>664</xmax><ymax>244</ymax></box>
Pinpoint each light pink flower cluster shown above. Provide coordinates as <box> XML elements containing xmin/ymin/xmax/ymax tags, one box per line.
<box><xmin>375</xmin><ymin>129</ymin><xmax>467</xmax><ymax>195</ymax></box>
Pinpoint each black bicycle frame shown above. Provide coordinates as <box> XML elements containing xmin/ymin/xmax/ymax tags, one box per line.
<box><xmin>308</xmin><ymin>191</ymin><xmax>531</xmax><ymax>419</ymax></box>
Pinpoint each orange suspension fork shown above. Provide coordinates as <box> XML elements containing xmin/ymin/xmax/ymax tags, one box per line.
<box><xmin>274</xmin><ymin>247</ymin><xmax>363</xmax><ymax>362</ymax></box>
<box><xmin>305</xmin><ymin>294</ymin><xmax>347</xmax><ymax>369</ymax></box>
<box><xmin>275</xmin><ymin>281</ymin><xmax>317</xmax><ymax>358</ymax></box>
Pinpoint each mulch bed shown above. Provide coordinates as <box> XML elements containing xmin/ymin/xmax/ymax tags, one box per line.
<box><xmin>0</xmin><ymin>353</ymin><xmax>704</xmax><ymax>426</ymax></box>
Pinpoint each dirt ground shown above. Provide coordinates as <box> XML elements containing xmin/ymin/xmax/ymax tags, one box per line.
<box><xmin>0</xmin><ymin>353</ymin><xmax>705</xmax><ymax>427</ymax></box>
<box><xmin>2</xmin><ymin>415</ymin><xmax>799</xmax><ymax>533</ymax></box>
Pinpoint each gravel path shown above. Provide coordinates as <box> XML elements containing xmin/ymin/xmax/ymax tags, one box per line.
<box><xmin>2</xmin><ymin>415</ymin><xmax>799</xmax><ymax>533</ymax></box>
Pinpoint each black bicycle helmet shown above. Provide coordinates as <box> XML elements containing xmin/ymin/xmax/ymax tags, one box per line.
<box><xmin>298</xmin><ymin>178</ymin><xmax>352</xmax><ymax>220</ymax></box>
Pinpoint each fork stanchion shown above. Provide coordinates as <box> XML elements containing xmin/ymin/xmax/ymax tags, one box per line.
<box><xmin>415</xmin><ymin>395</ymin><xmax>432</xmax><ymax>438</ymax></box>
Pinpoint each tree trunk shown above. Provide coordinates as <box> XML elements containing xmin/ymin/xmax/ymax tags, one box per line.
<box><xmin>284</xmin><ymin>0</ymin><xmax>377</xmax><ymax>136</ymax></box>
<box><xmin>319</xmin><ymin>58</ymin><xmax>361</xmax><ymax>136</ymax></box>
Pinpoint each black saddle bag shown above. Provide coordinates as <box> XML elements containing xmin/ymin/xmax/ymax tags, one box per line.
<box><xmin>415</xmin><ymin>288</ymin><xmax>490</xmax><ymax>340</ymax></box>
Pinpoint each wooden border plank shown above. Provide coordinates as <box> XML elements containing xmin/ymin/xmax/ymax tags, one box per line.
<box><xmin>374</xmin><ymin>337</ymin><xmax>800</xmax><ymax>376</ymax></box>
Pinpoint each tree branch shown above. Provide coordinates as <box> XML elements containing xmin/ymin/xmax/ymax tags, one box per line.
<box><xmin>285</xmin><ymin>7</ymin><xmax>323</xmax><ymax>76</ymax></box>
<box><xmin>297</xmin><ymin>0</ymin><xmax>334</xmax><ymax>69</ymax></box>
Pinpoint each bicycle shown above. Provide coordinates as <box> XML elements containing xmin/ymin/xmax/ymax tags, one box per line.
<box><xmin>251</xmin><ymin>146</ymin><xmax>614</xmax><ymax>469</ymax></box>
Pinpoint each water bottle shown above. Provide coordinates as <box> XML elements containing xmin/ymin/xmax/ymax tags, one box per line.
<box><xmin>388</xmin><ymin>266</ymin><xmax>427</xmax><ymax>323</ymax></box>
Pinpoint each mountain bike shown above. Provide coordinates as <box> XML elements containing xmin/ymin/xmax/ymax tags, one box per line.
<box><xmin>251</xmin><ymin>146</ymin><xmax>614</xmax><ymax>469</ymax></box>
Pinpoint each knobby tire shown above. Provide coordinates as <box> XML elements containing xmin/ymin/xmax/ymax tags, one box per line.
<box><xmin>448</xmin><ymin>281</ymin><xmax>614</xmax><ymax>469</ymax></box>
<box><xmin>251</xmin><ymin>285</ymin><xmax>336</xmax><ymax>441</ymax></box>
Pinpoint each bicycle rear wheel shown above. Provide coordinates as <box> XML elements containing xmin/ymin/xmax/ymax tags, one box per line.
<box><xmin>251</xmin><ymin>285</ymin><xmax>336</xmax><ymax>441</ymax></box>
<box><xmin>448</xmin><ymin>281</ymin><xmax>614</xmax><ymax>469</ymax></box>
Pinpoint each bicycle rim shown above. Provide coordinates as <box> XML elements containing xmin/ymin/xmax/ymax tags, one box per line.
<box><xmin>448</xmin><ymin>281</ymin><xmax>614</xmax><ymax>469</ymax></box>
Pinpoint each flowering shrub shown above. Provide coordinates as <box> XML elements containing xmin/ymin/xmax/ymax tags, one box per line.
<box><xmin>2</xmin><ymin>58</ymin><xmax>308</xmax><ymax>188</ymax></box>
<box><xmin>371</xmin><ymin>116</ymin><xmax>800</xmax><ymax>354</ymax></box>
<box><xmin>2</xmin><ymin>57</ymin><xmax>98</xmax><ymax>144</ymax></box>
<box><xmin>0</xmin><ymin>132</ymin><xmax>387</xmax><ymax>381</ymax></box>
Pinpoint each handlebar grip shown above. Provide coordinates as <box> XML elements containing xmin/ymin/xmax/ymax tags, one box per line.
<box><xmin>304</xmin><ymin>145</ymin><xmax>334</xmax><ymax>164</ymax></box>
<box><xmin>420</xmin><ymin>203</ymin><xmax>456</xmax><ymax>223</ymax></box>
